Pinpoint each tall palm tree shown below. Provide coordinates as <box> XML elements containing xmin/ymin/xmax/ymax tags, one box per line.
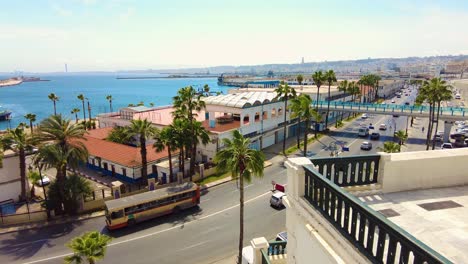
<box><xmin>24</xmin><ymin>113</ymin><xmax>37</xmax><ymax>134</ymax></box>
<box><xmin>153</xmin><ymin>127</ymin><xmax>176</xmax><ymax>182</ymax></box>
<box><xmin>273</xmin><ymin>81</ymin><xmax>297</xmax><ymax>155</ymax></box>
<box><xmin>48</xmin><ymin>93</ymin><xmax>59</xmax><ymax>115</ymax></box>
<box><xmin>429</xmin><ymin>78</ymin><xmax>453</xmax><ymax>150</ymax></box>
<box><xmin>203</xmin><ymin>84</ymin><xmax>210</xmax><ymax>96</ymax></box>
<box><xmin>172</xmin><ymin>86</ymin><xmax>206</xmax><ymax>178</ymax></box>
<box><xmin>169</xmin><ymin>118</ymin><xmax>190</xmax><ymax>180</ymax></box>
<box><xmin>378</xmin><ymin>141</ymin><xmax>401</xmax><ymax>153</ymax></box>
<box><xmin>312</xmin><ymin>71</ymin><xmax>325</xmax><ymax>111</ymax></box>
<box><xmin>1</xmin><ymin>126</ymin><xmax>34</xmax><ymax>200</ymax></box>
<box><xmin>290</xmin><ymin>94</ymin><xmax>320</xmax><ymax>154</ymax></box>
<box><xmin>71</xmin><ymin>108</ymin><xmax>80</xmax><ymax>124</ymax></box>
<box><xmin>371</xmin><ymin>74</ymin><xmax>382</xmax><ymax>101</ymax></box>
<box><xmin>337</xmin><ymin>80</ymin><xmax>348</xmax><ymax>122</ymax></box>
<box><xmin>214</xmin><ymin>130</ymin><xmax>264</xmax><ymax>264</ymax></box>
<box><xmin>77</xmin><ymin>94</ymin><xmax>86</xmax><ymax>121</ymax></box>
<box><xmin>106</xmin><ymin>95</ymin><xmax>113</xmax><ymax>112</ymax></box>
<box><xmin>65</xmin><ymin>231</ymin><xmax>112</xmax><ymax>264</ymax></box>
<box><xmin>296</xmin><ymin>74</ymin><xmax>304</xmax><ymax>90</ymax></box>
<box><xmin>192</xmin><ymin>121</ymin><xmax>210</xmax><ymax>165</ymax></box>
<box><xmin>34</xmin><ymin>115</ymin><xmax>88</xmax><ymax>213</ymax></box>
<box><xmin>394</xmin><ymin>130</ymin><xmax>408</xmax><ymax>146</ymax></box>
<box><xmin>295</xmin><ymin>74</ymin><xmax>304</xmax><ymax>147</ymax></box>
<box><xmin>324</xmin><ymin>70</ymin><xmax>337</xmax><ymax>128</ymax></box>
<box><xmin>126</xmin><ymin>119</ymin><xmax>157</xmax><ymax>182</ymax></box>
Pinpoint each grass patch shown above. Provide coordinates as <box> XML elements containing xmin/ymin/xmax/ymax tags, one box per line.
<box><xmin>285</xmin><ymin>133</ymin><xmax>323</xmax><ymax>155</ymax></box>
<box><xmin>196</xmin><ymin>170</ymin><xmax>231</xmax><ymax>185</ymax></box>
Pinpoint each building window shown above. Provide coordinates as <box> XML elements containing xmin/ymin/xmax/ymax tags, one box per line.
<box><xmin>122</xmin><ymin>168</ymin><xmax>127</xmax><ymax>176</ymax></box>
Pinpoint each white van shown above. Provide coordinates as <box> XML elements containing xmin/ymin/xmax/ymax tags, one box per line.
<box><xmin>358</xmin><ymin>127</ymin><xmax>369</xmax><ymax>137</ymax></box>
<box><xmin>455</xmin><ymin>94</ymin><xmax>461</xmax><ymax>99</ymax></box>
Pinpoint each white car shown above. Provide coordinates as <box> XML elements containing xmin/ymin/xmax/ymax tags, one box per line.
<box><xmin>455</xmin><ymin>121</ymin><xmax>465</xmax><ymax>126</ymax></box>
<box><xmin>36</xmin><ymin>176</ymin><xmax>51</xmax><ymax>186</ymax></box>
<box><xmin>441</xmin><ymin>143</ymin><xmax>453</xmax><ymax>150</ymax></box>
<box><xmin>379</xmin><ymin>124</ymin><xmax>387</xmax><ymax>130</ymax></box>
<box><xmin>391</xmin><ymin>99</ymin><xmax>395</xmax><ymax>103</ymax></box>
<box><xmin>361</xmin><ymin>113</ymin><xmax>368</xmax><ymax>119</ymax></box>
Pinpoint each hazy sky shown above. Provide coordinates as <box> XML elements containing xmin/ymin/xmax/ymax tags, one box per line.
<box><xmin>1</xmin><ymin>0</ymin><xmax>468</xmax><ymax>72</ymax></box>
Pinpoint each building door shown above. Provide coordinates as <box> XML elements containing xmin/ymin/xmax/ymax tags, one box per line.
<box><xmin>152</xmin><ymin>165</ymin><xmax>158</xmax><ymax>181</ymax></box>
<box><xmin>103</xmin><ymin>162</ymin><xmax>108</xmax><ymax>171</ymax></box>
<box><xmin>111</xmin><ymin>165</ymin><xmax>115</xmax><ymax>177</ymax></box>
<box><xmin>162</xmin><ymin>172</ymin><xmax>167</xmax><ymax>184</ymax></box>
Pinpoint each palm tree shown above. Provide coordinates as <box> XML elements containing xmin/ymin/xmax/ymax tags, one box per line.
<box><xmin>394</xmin><ymin>130</ymin><xmax>408</xmax><ymax>146</ymax></box>
<box><xmin>71</xmin><ymin>108</ymin><xmax>80</xmax><ymax>124</ymax></box>
<box><xmin>153</xmin><ymin>127</ymin><xmax>176</xmax><ymax>182</ymax></box>
<box><xmin>106</xmin><ymin>126</ymin><xmax>134</xmax><ymax>145</ymax></box>
<box><xmin>297</xmin><ymin>74</ymin><xmax>304</xmax><ymax>90</ymax></box>
<box><xmin>126</xmin><ymin>119</ymin><xmax>158</xmax><ymax>182</ymax></box>
<box><xmin>290</xmin><ymin>94</ymin><xmax>320</xmax><ymax>154</ymax></box>
<box><xmin>172</xmin><ymin>86</ymin><xmax>206</xmax><ymax>179</ymax></box>
<box><xmin>337</xmin><ymin>80</ymin><xmax>348</xmax><ymax>122</ymax></box>
<box><xmin>295</xmin><ymin>75</ymin><xmax>304</xmax><ymax>147</ymax></box>
<box><xmin>48</xmin><ymin>93</ymin><xmax>59</xmax><ymax>115</ymax></box>
<box><xmin>77</xmin><ymin>94</ymin><xmax>87</xmax><ymax>121</ymax></box>
<box><xmin>192</xmin><ymin>121</ymin><xmax>210</xmax><ymax>166</ymax></box>
<box><xmin>106</xmin><ymin>95</ymin><xmax>113</xmax><ymax>112</ymax></box>
<box><xmin>1</xmin><ymin>126</ymin><xmax>34</xmax><ymax>200</ymax></box>
<box><xmin>24</xmin><ymin>113</ymin><xmax>37</xmax><ymax>134</ymax></box>
<box><xmin>324</xmin><ymin>70</ymin><xmax>337</xmax><ymax>129</ymax></box>
<box><xmin>378</xmin><ymin>141</ymin><xmax>401</xmax><ymax>153</ymax></box>
<box><xmin>203</xmin><ymin>84</ymin><xmax>210</xmax><ymax>96</ymax></box>
<box><xmin>27</xmin><ymin>170</ymin><xmax>42</xmax><ymax>198</ymax></box>
<box><xmin>169</xmin><ymin>118</ymin><xmax>190</xmax><ymax>180</ymax></box>
<box><xmin>312</xmin><ymin>71</ymin><xmax>325</xmax><ymax>111</ymax></box>
<box><xmin>65</xmin><ymin>231</ymin><xmax>112</xmax><ymax>264</ymax></box>
<box><xmin>214</xmin><ymin>130</ymin><xmax>265</xmax><ymax>264</ymax></box>
<box><xmin>273</xmin><ymin>81</ymin><xmax>297</xmax><ymax>155</ymax></box>
<box><xmin>430</xmin><ymin>78</ymin><xmax>452</xmax><ymax>150</ymax></box>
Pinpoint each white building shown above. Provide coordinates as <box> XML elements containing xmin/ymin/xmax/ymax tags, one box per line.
<box><xmin>0</xmin><ymin>155</ymin><xmax>28</xmax><ymax>202</ymax></box>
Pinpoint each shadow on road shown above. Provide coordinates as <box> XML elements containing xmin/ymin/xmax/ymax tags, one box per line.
<box><xmin>0</xmin><ymin>219</ymin><xmax>84</xmax><ymax>261</ymax></box>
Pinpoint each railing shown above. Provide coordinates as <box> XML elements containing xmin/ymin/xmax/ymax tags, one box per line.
<box><xmin>310</xmin><ymin>155</ymin><xmax>380</xmax><ymax>187</ymax></box>
<box><xmin>303</xmin><ymin>165</ymin><xmax>452</xmax><ymax>264</ymax></box>
<box><xmin>261</xmin><ymin>241</ymin><xmax>287</xmax><ymax>264</ymax></box>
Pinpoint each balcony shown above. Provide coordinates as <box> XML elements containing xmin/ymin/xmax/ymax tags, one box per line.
<box><xmin>282</xmin><ymin>149</ymin><xmax>468</xmax><ymax>264</ymax></box>
<box><xmin>260</xmin><ymin>241</ymin><xmax>287</xmax><ymax>264</ymax></box>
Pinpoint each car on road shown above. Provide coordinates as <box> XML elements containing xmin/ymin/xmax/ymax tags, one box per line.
<box><xmin>450</xmin><ymin>132</ymin><xmax>466</xmax><ymax>140</ymax></box>
<box><xmin>391</xmin><ymin>99</ymin><xmax>396</xmax><ymax>103</ymax></box>
<box><xmin>441</xmin><ymin>143</ymin><xmax>453</xmax><ymax>149</ymax></box>
<box><xmin>379</xmin><ymin>124</ymin><xmax>387</xmax><ymax>130</ymax></box>
<box><xmin>455</xmin><ymin>121</ymin><xmax>465</xmax><ymax>126</ymax></box>
<box><xmin>361</xmin><ymin>113</ymin><xmax>368</xmax><ymax>119</ymax></box>
<box><xmin>360</xmin><ymin>141</ymin><xmax>373</xmax><ymax>150</ymax></box>
<box><xmin>434</xmin><ymin>131</ymin><xmax>443</xmax><ymax>142</ymax></box>
<box><xmin>404</xmin><ymin>102</ymin><xmax>410</xmax><ymax>105</ymax></box>
<box><xmin>358</xmin><ymin>127</ymin><xmax>369</xmax><ymax>137</ymax></box>
<box><xmin>36</xmin><ymin>175</ymin><xmax>51</xmax><ymax>186</ymax></box>
<box><xmin>370</xmin><ymin>132</ymin><xmax>380</xmax><ymax>140</ymax></box>
<box><xmin>392</xmin><ymin>114</ymin><xmax>399</xmax><ymax>117</ymax></box>
<box><xmin>270</xmin><ymin>191</ymin><xmax>286</xmax><ymax>208</ymax></box>
<box><xmin>455</xmin><ymin>94</ymin><xmax>461</xmax><ymax>99</ymax></box>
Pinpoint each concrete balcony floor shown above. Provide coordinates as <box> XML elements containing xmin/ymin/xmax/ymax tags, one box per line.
<box><xmin>359</xmin><ymin>185</ymin><xmax>468</xmax><ymax>263</ymax></box>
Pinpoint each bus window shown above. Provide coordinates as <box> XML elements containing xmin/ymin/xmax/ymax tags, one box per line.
<box><xmin>111</xmin><ymin>210</ymin><xmax>124</xmax><ymax>219</ymax></box>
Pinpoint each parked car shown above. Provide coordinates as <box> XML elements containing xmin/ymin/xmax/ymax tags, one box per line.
<box><xmin>404</xmin><ymin>102</ymin><xmax>410</xmax><ymax>105</ymax></box>
<box><xmin>455</xmin><ymin>121</ymin><xmax>465</xmax><ymax>126</ymax></box>
<box><xmin>391</xmin><ymin>99</ymin><xmax>396</xmax><ymax>103</ymax></box>
<box><xmin>450</xmin><ymin>133</ymin><xmax>466</xmax><ymax>140</ymax></box>
<box><xmin>455</xmin><ymin>94</ymin><xmax>461</xmax><ymax>99</ymax></box>
<box><xmin>270</xmin><ymin>191</ymin><xmax>286</xmax><ymax>208</ymax></box>
<box><xmin>276</xmin><ymin>231</ymin><xmax>288</xmax><ymax>242</ymax></box>
<box><xmin>361</xmin><ymin>113</ymin><xmax>368</xmax><ymax>119</ymax></box>
<box><xmin>441</xmin><ymin>143</ymin><xmax>453</xmax><ymax>149</ymax></box>
<box><xmin>36</xmin><ymin>176</ymin><xmax>51</xmax><ymax>186</ymax></box>
<box><xmin>379</xmin><ymin>124</ymin><xmax>387</xmax><ymax>130</ymax></box>
<box><xmin>370</xmin><ymin>132</ymin><xmax>380</xmax><ymax>140</ymax></box>
<box><xmin>360</xmin><ymin>141</ymin><xmax>373</xmax><ymax>150</ymax></box>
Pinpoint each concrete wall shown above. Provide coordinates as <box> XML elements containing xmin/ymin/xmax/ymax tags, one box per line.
<box><xmin>0</xmin><ymin>180</ymin><xmax>22</xmax><ymax>202</ymax></box>
<box><xmin>378</xmin><ymin>149</ymin><xmax>468</xmax><ymax>193</ymax></box>
<box><xmin>285</xmin><ymin>158</ymin><xmax>370</xmax><ymax>264</ymax></box>
<box><xmin>0</xmin><ymin>211</ymin><xmax>47</xmax><ymax>225</ymax></box>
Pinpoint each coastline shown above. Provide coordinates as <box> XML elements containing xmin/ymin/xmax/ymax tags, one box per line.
<box><xmin>0</xmin><ymin>78</ymin><xmax>23</xmax><ymax>87</ymax></box>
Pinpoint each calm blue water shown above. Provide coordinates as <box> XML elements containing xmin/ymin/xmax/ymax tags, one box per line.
<box><xmin>0</xmin><ymin>75</ymin><xmax>228</xmax><ymax>130</ymax></box>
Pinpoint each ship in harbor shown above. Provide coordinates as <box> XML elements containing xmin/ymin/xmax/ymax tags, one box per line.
<box><xmin>0</xmin><ymin>106</ymin><xmax>12</xmax><ymax>121</ymax></box>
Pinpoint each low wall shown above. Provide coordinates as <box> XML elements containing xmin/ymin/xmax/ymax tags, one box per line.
<box><xmin>0</xmin><ymin>211</ymin><xmax>47</xmax><ymax>225</ymax></box>
<box><xmin>379</xmin><ymin>148</ymin><xmax>468</xmax><ymax>193</ymax></box>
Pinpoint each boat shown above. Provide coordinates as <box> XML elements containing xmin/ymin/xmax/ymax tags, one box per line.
<box><xmin>0</xmin><ymin>106</ymin><xmax>12</xmax><ymax>121</ymax></box>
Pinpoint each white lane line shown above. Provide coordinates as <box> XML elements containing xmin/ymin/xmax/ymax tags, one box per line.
<box><xmin>178</xmin><ymin>241</ymin><xmax>209</xmax><ymax>251</ymax></box>
<box><xmin>22</xmin><ymin>190</ymin><xmax>275</xmax><ymax>264</ymax></box>
<box><xmin>8</xmin><ymin>239</ymin><xmax>49</xmax><ymax>247</ymax></box>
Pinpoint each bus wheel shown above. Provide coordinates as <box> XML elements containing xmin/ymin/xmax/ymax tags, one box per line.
<box><xmin>173</xmin><ymin>206</ymin><xmax>181</xmax><ymax>214</ymax></box>
<box><xmin>128</xmin><ymin>219</ymin><xmax>136</xmax><ymax>226</ymax></box>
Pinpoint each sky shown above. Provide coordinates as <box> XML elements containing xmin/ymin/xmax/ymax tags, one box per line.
<box><xmin>1</xmin><ymin>0</ymin><xmax>468</xmax><ymax>72</ymax></box>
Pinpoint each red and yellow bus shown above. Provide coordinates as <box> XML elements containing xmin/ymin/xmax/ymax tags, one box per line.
<box><xmin>104</xmin><ymin>182</ymin><xmax>200</xmax><ymax>230</ymax></box>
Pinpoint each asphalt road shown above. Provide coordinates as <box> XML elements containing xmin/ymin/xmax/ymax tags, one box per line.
<box><xmin>0</xmin><ymin>162</ymin><xmax>287</xmax><ymax>264</ymax></box>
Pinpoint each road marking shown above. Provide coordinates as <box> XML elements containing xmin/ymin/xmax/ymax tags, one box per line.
<box><xmin>22</xmin><ymin>190</ymin><xmax>275</xmax><ymax>264</ymax></box>
<box><xmin>8</xmin><ymin>239</ymin><xmax>48</xmax><ymax>247</ymax></box>
<box><xmin>178</xmin><ymin>240</ymin><xmax>209</xmax><ymax>251</ymax></box>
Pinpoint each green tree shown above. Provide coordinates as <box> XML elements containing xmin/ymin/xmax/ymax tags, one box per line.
<box><xmin>153</xmin><ymin>126</ymin><xmax>176</xmax><ymax>182</ymax></box>
<box><xmin>394</xmin><ymin>130</ymin><xmax>408</xmax><ymax>146</ymax></box>
<box><xmin>192</xmin><ymin>121</ymin><xmax>210</xmax><ymax>165</ymax></box>
<box><xmin>203</xmin><ymin>84</ymin><xmax>210</xmax><ymax>96</ymax></box>
<box><xmin>378</xmin><ymin>141</ymin><xmax>401</xmax><ymax>153</ymax></box>
<box><xmin>106</xmin><ymin>126</ymin><xmax>134</xmax><ymax>145</ymax></box>
<box><xmin>312</xmin><ymin>70</ymin><xmax>325</xmax><ymax>111</ymax></box>
<box><xmin>137</xmin><ymin>101</ymin><xmax>145</xmax><ymax>106</ymax></box>
<box><xmin>290</xmin><ymin>94</ymin><xmax>320</xmax><ymax>154</ymax></box>
<box><xmin>71</xmin><ymin>108</ymin><xmax>80</xmax><ymax>124</ymax></box>
<box><xmin>27</xmin><ymin>170</ymin><xmax>41</xmax><ymax>198</ymax></box>
<box><xmin>65</xmin><ymin>231</ymin><xmax>112</xmax><ymax>264</ymax></box>
<box><xmin>77</xmin><ymin>94</ymin><xmax>87</xmax><ymax>122</ymax></box>
<box><xmin>126</xmin><ymin>119</ymin><xmax>158</xmax><ymax>182</ymax></box>
<box><xmin>337</xmin><ymin>80</ymin><xmax>348</xmax><ymax>122</ymax></box>
<box><xmin>106</xmin><ymin>95</ymin><xmax>113</xmax><ymax>112</ymax></box>
<box><xmin>172</xmin><ymin>86</ymin><xmax>206</xmax><ymax>180</ymax></box>
<box><xmin>274</xmin><ymin>81</ymin><xmax>297</xmax><ymax>155</ymax></box>
<box><xmin>214</xmin><ymin>130</ymin><xmax>265</xmax><ymax>264</ymax></box>
<box><xmin>48</xmin><ymin>93</ymin><xmax>59</xmax><ymax>115</ymax></box>
<box><xmin>169</xmin><ymin>118</ymin><xmax>190</xmax><ymax>180</ymax></box>
<box><xmin>24</xmin><ymin>113</ymin><xmax>37</xmax><ymax>134</ymax></box>
<box><xmin>1</xmin><ymin>126</ymin><xmax>35</xmax><ymax>200</ymax></box>
<box><xmin>324</xmin><ymin>70</ymin><xmax>337</xmax><ymax>129</ymax></box>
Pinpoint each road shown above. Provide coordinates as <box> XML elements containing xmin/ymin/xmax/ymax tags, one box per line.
<box><xmin>0</xmin><ymin>162</ymin><xmax>287</xmax><ymax>264</ymax></box>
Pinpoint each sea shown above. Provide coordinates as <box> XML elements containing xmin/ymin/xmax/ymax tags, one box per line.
<box><xmin>0</xmin><ymin>74</ymin><xmax>230</xmax><ymax>130</ymax></box>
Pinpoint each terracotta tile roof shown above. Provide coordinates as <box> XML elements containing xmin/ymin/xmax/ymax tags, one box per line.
<box><xmin>80</xmin><ymin>136</ymin><xmax>170</xmax><ymax>168</ymax></box>
<box><xmin>86</xmin><ymin>127</ymin><xmax>113</xmax><ymax>140</ymax></box>
<box><xmin>201</xmin><ymin>119</ymin><xmax>240</xmax><ymax>133</ymax></box>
